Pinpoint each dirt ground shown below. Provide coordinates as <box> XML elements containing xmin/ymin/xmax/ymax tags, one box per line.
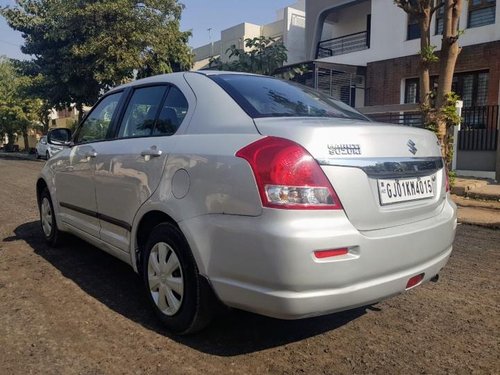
<box><xmin>0</xmin><ymin>158</ymin><xmax>499</xmax><ymax>374</ymax></box>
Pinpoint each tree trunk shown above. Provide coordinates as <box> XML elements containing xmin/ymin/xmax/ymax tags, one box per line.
<box><xmin>76</xmin><ymin>103</ymin><xmax>84</xmax><ymax>123</ymax></box>
<box><xmin>419</xmin><ymin>10</ymin><xmax>432</xmax><ymax>107</ymax></box>
<box><xmin>436</xmin><ymin>0</ymin><xmax>462</xmax><ymax>160</ymax></box>
<box><xmin>23</xmin><ymin>131</ymin><xmax>30</xmax><ymax>152</ymax></box>
<box><xmin>6</xmin><ymin>131</ymin><xmax>15</xmax><ymax>148</ymax></box>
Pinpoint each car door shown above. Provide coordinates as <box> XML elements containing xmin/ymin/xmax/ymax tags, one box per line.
<box><xmin>92</xmin><ymin>85</ymin><xmax>190</xmax><ymax>251</ymax></box>
<box><xmin>54</xmin><ymin>92</ymin><xmax>123</xmax><ymax>238</ymax></box>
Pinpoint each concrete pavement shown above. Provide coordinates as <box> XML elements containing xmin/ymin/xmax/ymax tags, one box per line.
<box><xmin>451</xmin><ymin>177</ymin><xmax>500</xmax><ymax>229</ymax></box>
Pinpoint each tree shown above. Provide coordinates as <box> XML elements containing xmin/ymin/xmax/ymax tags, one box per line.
<box><xmin>0</xmin><ymin>56</ymin><xmax>42</xmax><ymax>150</ymax></box>
<box><xmin>395</xmin><ymin>0</ymin><xmax>463</xmax><ymax>164</ymax></box>
<box><xmin>1</xmin><ymin>0</ymin><xmax>193</xmax><ymax>120</ymax></box>
<box><xmin>209</xmin><ymin>36</ymin><xmax>288</xmax><ymax>76</ymax></box>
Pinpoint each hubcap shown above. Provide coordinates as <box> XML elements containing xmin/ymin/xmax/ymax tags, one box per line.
<box><xmin>40</xmin><ymin>197</ymin><xmax>52</xmax><ymax>237</ymax></box>
<box><xmin>148</xmin><ymin>242</ymin><xmax>184</xmax><ymax>316</ymax></box>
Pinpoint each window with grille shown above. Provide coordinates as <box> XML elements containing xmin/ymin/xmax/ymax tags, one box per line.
<box><xmin>468</xmin><ymin>0</ymin><xmax>496</xmax><ymax>28</ymax></box>
<box><xmin>435</xmin><ymin>4</ymin><xmax>444</xmax><ymax>34</ymax></box>
<box><xmin>404</xmin><ymin>71</ymin><xmax>489</xmax><ymax>107</ymax></box>
<box><xmin>404</xmin><ymin>78</ymin><xmax>420</xmax><ymax>104</ymax></box>
<box><xmin>452</xmin><ymin>71</ymin><xmax>489</xmax><ymax>107</ymax></box>
<box><xmin>407</xmin><ymin>14</ymin><xmax>421</xmax><ymax>40</ymax></box>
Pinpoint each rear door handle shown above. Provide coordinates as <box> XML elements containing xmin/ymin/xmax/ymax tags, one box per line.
<box><xmin>141</xmin><ymin>146</ymin><xmax>162</xmax><ymax>157</ymax></box>
<box><xmin>85</xmin><ymin>151</ymin><xmax>98</xmax><ymax>158</ymax></box>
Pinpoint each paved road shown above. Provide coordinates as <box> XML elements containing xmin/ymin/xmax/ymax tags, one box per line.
<box><xmin>0</xmin><ymin>159</ymin><xmax>498</xmax><ymax>374</ymax></box>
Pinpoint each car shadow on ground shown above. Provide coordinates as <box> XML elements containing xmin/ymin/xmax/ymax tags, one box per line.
<box><xmin>5</xmin><ymin>220</ymin><xmax>371</xmax><ymax>356</ymax></box>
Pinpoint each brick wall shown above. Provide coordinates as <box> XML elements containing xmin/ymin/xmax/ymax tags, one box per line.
<box><xmin>365</xmin><ymin>41</ymin><xmax>500</xmax><ymax>106</ymax></box>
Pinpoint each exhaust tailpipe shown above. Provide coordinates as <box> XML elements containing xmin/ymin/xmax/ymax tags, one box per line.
<box><xmin>430</xmin><ymin>274</ymin><xmax>439</xmax><ymax>283</ymax></box>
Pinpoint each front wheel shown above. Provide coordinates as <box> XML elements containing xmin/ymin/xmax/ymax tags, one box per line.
<box><xmin>39</xmin><ymin>188</ymin><xmax>62</xmax><ymax>246</ymax></box>
<box><xmin>142</xmin><ymin>223</ymin><xmax>214</xmax><ymax>334</ymax></box>
<box><xmin>45</xmin><ymin>151</ymin><xmax>50</xmax><ymax>160</ymax></box>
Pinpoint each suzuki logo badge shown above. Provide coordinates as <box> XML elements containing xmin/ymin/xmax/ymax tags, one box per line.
<box><xmin>407</xmin><ymin>139</ymin><xmax>417</xmax><ymax>155</ymax></box>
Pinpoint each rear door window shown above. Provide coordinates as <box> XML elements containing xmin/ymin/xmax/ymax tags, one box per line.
<box><xmin>153</xmin><ymin>86</ymin><xmax>189</xmax><ymax>136</ymax></box>
<box><xmin>118</xmin><ymin>86</ymin><xmax>167</xmax><ymax>138</ymax></box>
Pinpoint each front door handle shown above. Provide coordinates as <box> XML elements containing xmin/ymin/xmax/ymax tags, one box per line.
<box><xmin>141</xmin><ymin>146</ymin><xmax>162</xmax><ymax>158</ymax></box>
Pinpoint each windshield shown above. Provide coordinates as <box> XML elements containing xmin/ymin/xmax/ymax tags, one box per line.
<box><xmin>210</xmin><ymin>74</ymin><xmax>369</xmax><ymax>121</ymax></box>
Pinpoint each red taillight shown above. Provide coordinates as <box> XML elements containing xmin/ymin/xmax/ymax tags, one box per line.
<box><xmin>236</xmin><ymin>137</ymin><xmax>342</xmax><ymax>210</ymax></box>
<box><xmin>314</xmin><ymin>248</ymin><xmax>349</xmax><ymax>259</ymax></box>
<box><xmin>406</xmin><ymin>273</ymin><xmax>424</xmax><ymax>289</ymax></box>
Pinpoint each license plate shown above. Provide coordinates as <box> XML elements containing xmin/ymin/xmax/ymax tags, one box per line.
<box><xmin>378</xmin><ymin>174</ymin><xmax>436</xmax><ymax>205</ymax></box>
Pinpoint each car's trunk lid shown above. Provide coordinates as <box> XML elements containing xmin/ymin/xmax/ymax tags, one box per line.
<box><xmin>253</xmin><ymin>117</ymin><xmax>447</xmax><ymax>231</ymax></box>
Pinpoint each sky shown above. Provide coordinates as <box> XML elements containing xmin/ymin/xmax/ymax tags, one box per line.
<box><xmin>0</xmin><ymin>0</ymin><xmax>295</xmax><ymax>60</ymax></box>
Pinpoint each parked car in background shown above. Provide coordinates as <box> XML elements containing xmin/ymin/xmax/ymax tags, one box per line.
<box><xmin>36</xmin><ymin>72</ymin><xmax>457</xmax><ymax>334</ymax></box>
<box><xmin>36</xmin><ymin>134</ymin><xmax>68</xmax><ymax>159</ymax></box>
<box><xmin>35</xmin><ymin>136</ymin><xmax>48</xmax><ymax>159</ymax></box>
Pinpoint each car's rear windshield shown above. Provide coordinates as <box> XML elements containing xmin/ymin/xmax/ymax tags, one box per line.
<box><xmin>210</xmin><ymin>74</ymin><xmax>369</xmax><ymax>121</ymax></box>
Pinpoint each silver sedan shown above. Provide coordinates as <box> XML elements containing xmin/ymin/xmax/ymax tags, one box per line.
<box><xmin>36</xmin><ymin>71</ymin><xmax>457</xmax><ymax>334</ymax></box>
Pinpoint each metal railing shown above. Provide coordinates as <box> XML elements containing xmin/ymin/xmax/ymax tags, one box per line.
<box><xmin>459</xmin><ymin>105</ymin><xmax>499</xmax><ymax>151</ymax></box>
<box><xmin>316</xmin><ymin>31</ymin><xmax>369</xmax><ymax>59</ymax></box>
<box><xmin>366</xmin><ymin>105</ymin><xmax>499</xmax><ymax>151</ymax></box>
<box><xmin>368</xmin><ymin>112</ymin><xmax>424</xmax><ymax>127</ymax></box>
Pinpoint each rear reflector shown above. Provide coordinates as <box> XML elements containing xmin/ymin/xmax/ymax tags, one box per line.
<box><xmin>314</xmin><ymin>248</ymin><xmax>349</xmax><ymax>259</ymax></box>
<box><xmin>406</xmin><ymin>273</ymin><xmax>424</xmax><ymax>289</ymax></box>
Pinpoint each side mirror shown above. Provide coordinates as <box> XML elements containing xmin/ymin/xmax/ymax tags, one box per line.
<box><xmin>47</xmin><ymin>128</ymin><xmax>72</xmax><ymax>146</ymax></box>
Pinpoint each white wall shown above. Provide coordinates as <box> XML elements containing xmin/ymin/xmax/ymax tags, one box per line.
<box><xmin>284</xmin><ymin>6</ymin><xmax>306</xmax><ymax>64</ymax></box>
<box><xmin>322</xmin><ymin>1</ymin><xmax>371</xmax><ymax>40</ymax></box>
<box><xmin>192</xmin><ymin>1</ymin><xmax>306</xmax><ymax>69</ymax></box>
<box><xmin>317</xmin><ymin>0</ymin><xmax>500</xmax><ymax>66</ymax></box>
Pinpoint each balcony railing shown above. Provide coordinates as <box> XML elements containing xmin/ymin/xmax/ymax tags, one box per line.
<box><xmin>316</xmin><ymin>31</ymin><xmax>369</xmax><ymax>59</ymax></box>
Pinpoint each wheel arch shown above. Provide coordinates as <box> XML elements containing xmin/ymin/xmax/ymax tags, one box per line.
<box><xmin>36</xmin><ymin>177</ymin><xmax>49</xmax><ymax>207</ymax></box>
<box><xmin>133</xmin><ymin>209</ymin><xmax>181</xmax><ymax>273</ymax></box>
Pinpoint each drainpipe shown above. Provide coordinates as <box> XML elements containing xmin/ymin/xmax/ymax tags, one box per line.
<box><xmin>452</xmin><ymin>100</ymin><xmax>463</xmax><ymax>172</ymax></box>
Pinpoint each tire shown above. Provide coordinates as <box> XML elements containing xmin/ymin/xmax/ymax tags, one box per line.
<box><xmin>45</xmin><ymin>151</ymin><xmax>50</xmax><ymax>160</ymax></box>
<box><xmin>142</xmin><ymin>223</ymin><xmax>214</xmax><ymax>334</ymax></box>
<box><xmin>39</xmin><ymin>188</ymin><xmax>61</xmax><ymax>246</ymax></box>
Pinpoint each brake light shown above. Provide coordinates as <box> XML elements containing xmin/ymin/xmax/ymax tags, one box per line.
<box><xmin>236</xmin><ymin>137</ymin><xmax>342</xmax><ymax>210</ymax></box>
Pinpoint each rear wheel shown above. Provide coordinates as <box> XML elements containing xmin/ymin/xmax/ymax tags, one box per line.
<box><xmin>142</xmin><ymin>223</ymin><xmax>213</xmax><ymax>334</ymax></box>
<box><xmin>39</xmin><ymin>188</ymin><xmax>61</xmax><ymax>246</ymax></box>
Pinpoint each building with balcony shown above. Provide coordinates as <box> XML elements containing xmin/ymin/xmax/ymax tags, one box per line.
<box><xmin>305</xmin><ymin>0</ymin><xmax>500</xmax><ymax>179</ymax></box>
<box><xmin>192</xmin><ymin>1</ymin><xmax>306</xmax><ymax>70</ymax></box>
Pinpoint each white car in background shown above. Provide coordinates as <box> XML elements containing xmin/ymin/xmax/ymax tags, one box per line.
<box><xmin>36</xmin><ymin>72</ymin><xmax>457</xmax><ymax>334</ymax></box>
<box><xmin>35</xmin><ymin>136</ymin><xmax>48</xmax><ymax>159</ymax></box>
<box><xmin>36</xmin><ymin>135</ymin><xmax>66</xmax><ymax>159</ymax></box>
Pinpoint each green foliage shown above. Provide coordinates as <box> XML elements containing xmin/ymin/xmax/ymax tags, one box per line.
<box><xmin>440</xmin><ymin>92</ymin><xmax>461</xmax><ymax>127</ymax></box>
<box><xmin>1</xmin><ymin>0</ymin><xmax>193</xmax><ymax>113</ymax></box>
<box><xmin>420</xmin><ymin>45</ymin><xmax>439</xmax><ymax>63</ymax></box>
<box><xmin>0</xmin><ymin>56</ymin><xmax>42</xmax><ymax>149</ymax></box>
<box><xmin>209</xmin><ymin>36</ymin><xmax>288</xmax><ymax>76</ymax></box>
<box><xmin>423</xmin><ymin>92</ymin><xmax>461</xmax><ymax>168</ymax></box>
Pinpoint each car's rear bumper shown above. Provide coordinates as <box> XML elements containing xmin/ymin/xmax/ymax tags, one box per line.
<box><xmin>180</xmin><ymin>197</ymin><xmax>457</xmax><ymax>319</ymax></box>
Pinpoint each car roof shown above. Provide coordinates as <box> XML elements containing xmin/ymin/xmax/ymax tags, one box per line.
<box><xmin>106</xmin><ymin>71</ymin><xmax>262</xmax><ymax>94</ymax></box>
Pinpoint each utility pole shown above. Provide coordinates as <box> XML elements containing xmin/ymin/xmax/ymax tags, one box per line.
<box><xmin>208</xmin><ymin>28</ymin><xmax>213</xmax><ymax>58</ymax></box>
